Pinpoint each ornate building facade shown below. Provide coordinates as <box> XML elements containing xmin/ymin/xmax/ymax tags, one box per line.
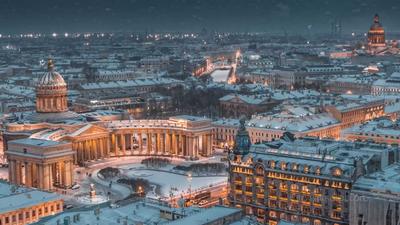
<box><xmin>35</xmin><ymin>59</ymin><xmax>68</xmax><ymax>113</ymax></box>
<box><xmin>367</xmin><ymin>14</ymin><xmax>386</xmax><ymax>49</ymax></box>
<box><xmin>4</xmin><ymin>61</ymin><xmax>213</xmax><ymax>191</ymax></box>
<box><xmin>228</xmin><ymin>134</ymin><xmax>397</xmax><ymax>225</ymax></box>
<box><xmin>7</xmin><ymin>139</ymin><xmax>74</xmax><ymax>190</ymax></box>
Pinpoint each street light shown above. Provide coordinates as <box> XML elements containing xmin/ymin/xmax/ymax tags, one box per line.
<box><xmin>187</xmin><ymin>173</ymin><xmax>192</xmax><ymax>204</ymax></box>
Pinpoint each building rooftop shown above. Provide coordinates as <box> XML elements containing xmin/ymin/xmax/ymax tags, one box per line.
<box><xmin>166</xmin><ymin>205</ymin><xmax>242</xmax><ymax>225</ymax></box>
<box><xmin>8</xmin><ymin>138</ymin><xmax>62</xmax><ymax>147</ymax></box>
<box><xmin>35</xmin><ymin>201</ymin><xmax>242</xmax><ymax>225</ymax></box>
<box><xmin>247</xmin><ymin>112</ymin><xmax>339</xmax><ymax>132</ymax></box>
<box><xmin>353</xmin><ymin>163</ymin><xmax>400</xmax><ymax>197</ymax></box>
<box><xmin>0</xmin><ymin>181</ymin><xmax>62</xmax><ymax>214</ymax></box>
<box><xmin>235</xmin><ymin>136</ymin><xmax>396</xmax><ymax>179</ymax></box>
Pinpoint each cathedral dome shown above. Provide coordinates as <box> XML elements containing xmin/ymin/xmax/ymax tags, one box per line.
<box><xmin>367</xmin><ymin>14</ymin><xmax>386</xmax><ymax>49</ymax></box>
<box><xmin>37</xmin><ymin>59</ymin><xmax>66</xmax><ymax>87</ymax></box>
<box><xmin>35</xmin><ymin>59</ymin><xmax>69</xmax><ymax>113</ymax></box>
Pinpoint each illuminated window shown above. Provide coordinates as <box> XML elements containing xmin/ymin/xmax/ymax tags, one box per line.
<box><xmin>333</xmin><ymin>168</ymin><xmax>342</xmax><ymax>176</ymax></box>
<box><xmin>302</xmin><ymin>185</ymin><xmax>310</xmax><ymax>193</ymax></box>
<box><xmin>281</xmin><ymin>162</ymin><xmax>287</xmax><ymax>170</ymax></box>
<box><xmin>290</xmin><ymin>184</ymin><xmax>298</xmax><ymax>191</ymax></box>
<box><xmin>292</xmin><ymin>164</ymin><xmax>298</xmax><ymax>171</ymax></box>
<box><xmin>269</xmin><ymin>211</ymin><xmax>277</xmax><ymax>218</ymax></box>
<box><xmin>315</xmin><ymin>167</ymin><xmax>321</xmax><ymax>175</ymax></box>
<box><xmin>304</xmin><ymin>166</ymin><xmax>309</xmax><ymax>173</ymax></box>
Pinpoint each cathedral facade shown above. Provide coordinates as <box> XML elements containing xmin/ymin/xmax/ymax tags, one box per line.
<box><xmin>4</xmin><ymin>60</ymin><xmax>213</xmax><ymax>191</ymax></box>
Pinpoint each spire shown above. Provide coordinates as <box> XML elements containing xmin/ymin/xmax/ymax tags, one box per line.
<box><xmin>47</xmin><ymin>58</ymin><xmax>54</xmax><ymax>71</ymax></box>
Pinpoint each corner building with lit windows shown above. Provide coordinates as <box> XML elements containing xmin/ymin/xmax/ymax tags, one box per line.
<box><xmin>228</xmin><ymin>133</ymin><xmax>398</xmax><ymax>225</ymax></box>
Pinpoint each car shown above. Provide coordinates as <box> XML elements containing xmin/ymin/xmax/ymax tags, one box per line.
<box><xmin>110</xmin><ymin>203</ymin><xmax>120</xmax><ymax>208</ymax></box>
<box><xmin>64</xmin><ymin>204</ymin><xmax>74</xmax><ymax>210</ymax></box>
<box><xmin>71</xmin><ymin>184</ymin><xmax>80</xmax><ymax>190</ymax></box>
<box><xmin>198</xmin><ymin>200</ymin><xmax>208</xmax><ymax>207</ymax></box>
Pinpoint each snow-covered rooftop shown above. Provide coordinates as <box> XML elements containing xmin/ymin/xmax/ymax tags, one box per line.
<box><xmin>0</xmin><ymin>181</ymin><xmax>62</xmax><ymax>214</ymax></box>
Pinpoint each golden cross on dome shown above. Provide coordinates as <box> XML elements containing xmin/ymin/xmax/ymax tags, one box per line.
<box><xmin>47</xmin><ymin>58</ymin><xmax>54</xmax><ymax>71</ymax></box>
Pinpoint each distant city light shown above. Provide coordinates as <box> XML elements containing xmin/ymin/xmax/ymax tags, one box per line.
<box><xmin>52</xmin><ymin>33</ymin><xmax>57</xmax><ymax>37</ymax></box>
<box><xmin>64</xmin><ymin>33</ymin><xmax>69</xmax><ymax>37</ymax></box>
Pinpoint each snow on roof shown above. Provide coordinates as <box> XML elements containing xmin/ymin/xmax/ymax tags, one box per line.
<box><xmin>211</xmin><ymin>69</ymin><xmax>231</xmax><ymax>83</ymax></box>
<box><xmin>166</xmin><ymin>206</ymin><xmax>241</xmax><ymax>225</ymax></box>
<box><xmin>353</xmin><ymin>163</ymin><xmax>400</xmax><ymax>196</ymax></box>
<box><xmin>9</xmin><ymin>138</ymin><xmax>61</xmax><ymax>147</ymax></box>
<box><xmin>212</xmin><ymin>118</ymin><xmax>240</xmax><ymax>127</ymax></box>
<box><xmin>278</xmin><ymin>220</ymin><xmax>309</xmax><ymax>225</ymax></box>
<box><xmin>0</xmin><ymin>181</ymin><xmax>62</xmax><ymax>214</ymax></box>
<box><xmin>38</xmin><ymin>201</ymin><xmax>240</xmax><ymax>225</ymax></box>
<box><xmin>238</xmin><ymin>136</ymin><xmax>395</xmax><ymax>178</ymax></box>
<box><xmin>219</xmin><ymin>94</ymin><xmax>272</xmax><ymax>105</ymax></box>
<box><xmin>343</xmin><ymin>119</ymin><xmax>400</xmax><ymax>137</ymax></box>
<box><xmin>80</xmin><ymin>77</ymin><xmax>183</xmax><ymax>90</ymax></box>
<box><xmin>247</xmin><ymin>113</ymin><xmax>338</xmax><ymax>132</ymax></box>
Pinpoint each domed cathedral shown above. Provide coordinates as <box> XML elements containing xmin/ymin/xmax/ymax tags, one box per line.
<box><xmin>26</xmin><ymin>59</ymin><xmax>81</xmax><ymax>122</ymax></box>
<box><xmin>36</xmin><ymin>59</ymin><xmax>68</xmax><ymax>113</ymax></box>
<box><xmin>367</xmin><ymin>14</ymin><xmax>386</xmax><ymax>49</ymax></box>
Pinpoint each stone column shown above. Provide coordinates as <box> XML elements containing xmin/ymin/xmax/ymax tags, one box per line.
<box><xmin>208</xmin><ymin>134</ymin><xmax>212</xmax><ymax>156</ymax></box>
<box><xmin>165</xmin><ymin>133</ymin><xmax>170</xmax><ymax>154</ymax></box>
<box><xmin>64</xmin><ymin>161</ymin><xmax>72</xmax><ymax>187</ymax></box>
<box><xmin>92</xmin><ymin>139</ymin><xmax>98</xmax><ymax>160</ymax></box>
<box><xmin>111</xmin><ymin>133</ymin><xmax>117</xmax><ymax>154</ymax></box>
<box><xmin>171</xmin><ymin>133</ymin><xmax>177</xmax><ymax>155</ymax></box>
<box><xmin>106</xmin><ymin>137</ymin><xmax>111</xmax><ymax>157</ymax></box>
<box><xmin>130</xmin><ymin>133</ymin><xmax>134</xmax><ymax>153</ymax></box>
<box><xmin>43</xmin><ymin>164</ymin><xmax>50</xmax><ymax>190</ymax></box>
<box><xmin>15</xmin><ymin>161</ymin><xmax>22</xmax><ymax>185</ymax></box>
<box><xmin>188</xmin><ymin>136</ymin><xmax>194</xmax><ymax>157</ymax></box>
<box><xmin>97</xmin><ymin>138</ymin><xmax>104</xmax><ymax>159</ymax></box>
<box><xmin>25</xmin><ymin>162</ymin><xmax>32</xmax><ymax>187</ymax></box>
<box><xmin>202</xmin><ymin>135</ymin><xmax>207</xmax><ymax>156</ymax></box>
<box><xmin>147</xmin><ymin>133</ymin><xmax>152</xmax><ymax>154</ymax></box>
<box><xmin>160</xmin><ymin>133</ymin><xmax>165</xmax><ymax>154</ymax></box>
<box><xmin>48</xmin><ymin>163</ymin><xmax>53</xmax><ymax>190</ymax></box>
<box><xmin>9</xmin><ymin>160</ymin><xmax>16</xmax><ymax>184</ymax></box>
<box><xmin>79</xmin><ymin>142</ymin><xmax>85</xmax><ymax>163</ymax></box>
<box><xmin>120</xmin><ymin>133</ymin><xmax>126</xmax><ymax>156</ymax></box>
<box><xmin>138</xmin><ymin>133</ymin><xmax>143</xmax><ymax>154</ymax></box>
<box><xmin>60</xmin><ymin>161</ymin><xmax>66</xmax><ymax>188</ymax></box>
<box><xmin>194</xmin><ymin>136</ymin><xmax>199</xmax><ymax>158</ymax></box>
<box><xmin>38</xmin><ymin>164</ymin><xmax>45</xmax><ymax>189</ymax></box>
<box><xmin>182</xmin><ymin>135</ymin><xmax>187</xmax><ymax>156</ymax></box>
<box><xmin>156</xmin><ymin>133</ymin><xmax>161</xmax><ymax>154</ymax></box>
<box><xmin>83</xmin><ymin>140</ymin><xmax>89</xmax><ymax>161</ymax></box>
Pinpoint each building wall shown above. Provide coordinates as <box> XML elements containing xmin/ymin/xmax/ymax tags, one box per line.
<box><xmin>0</xmin><ymin>199</ymin><xmax>63</xmax><ymax>225</ymax></box>
<box><xmin>229</xmin><ymin>159</ymin><xmax>351</xmax><ymax>225</ymax></box>
<box><xmin>350</xmin><ymin>191</ymin><xmax>400</xmax><ymax>225</ymax></box>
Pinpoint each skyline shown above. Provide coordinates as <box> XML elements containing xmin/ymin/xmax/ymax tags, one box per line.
<box><xmin>1</xmin><ymin>0</ymin><xmax>400</xmax><ymax>34</ymax></box>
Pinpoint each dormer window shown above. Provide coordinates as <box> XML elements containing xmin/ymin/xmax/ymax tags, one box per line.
<box><xmin>333</xmin><ymin>168</ymin><xmax>342</xmax><ymax>176</ymax></box>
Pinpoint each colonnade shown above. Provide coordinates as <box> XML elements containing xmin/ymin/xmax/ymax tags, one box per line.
<box><xmin>73</xmin><ymin>137</ymin><xmax>110</xmax><ymax>164</ymax></box>
<box><xmin>8</xmin><ymin>159</ymin><xmax>74</xmax><ymax>190</ymax></box>
<box><xmin>110</xmin><ymin>130</ymin><xmax>212</xmax><ymax>158</ymax></box>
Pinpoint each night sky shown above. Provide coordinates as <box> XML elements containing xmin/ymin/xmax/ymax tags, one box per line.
<box><xmin>1</xmin><ymin>0</ymin><xmax>400</xmax><ymax>34</ymax></box>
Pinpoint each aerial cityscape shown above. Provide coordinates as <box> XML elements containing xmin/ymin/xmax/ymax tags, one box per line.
<box><xmin>1</xmin><ymin>1</ymin><xmax>400</xmax><ymax>225</ymax></box>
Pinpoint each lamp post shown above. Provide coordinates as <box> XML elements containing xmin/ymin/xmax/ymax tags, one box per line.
<box><xmin>187</xmin><ymin>173</ymin><xmax>192</xmax><ymax>204</ymax></box>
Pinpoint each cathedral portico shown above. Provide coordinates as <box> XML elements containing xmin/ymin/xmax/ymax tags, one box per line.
<box><xmin>6</xmin><ymin>138</ymin><xmax>74</xmax><ymax>190</ymax></box>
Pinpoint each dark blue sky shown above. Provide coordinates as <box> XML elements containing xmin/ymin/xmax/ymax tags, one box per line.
<box><xmin>1</xmin><ymin>0</ymin><xmax>400</xmax><ymax>34</ymax></box>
